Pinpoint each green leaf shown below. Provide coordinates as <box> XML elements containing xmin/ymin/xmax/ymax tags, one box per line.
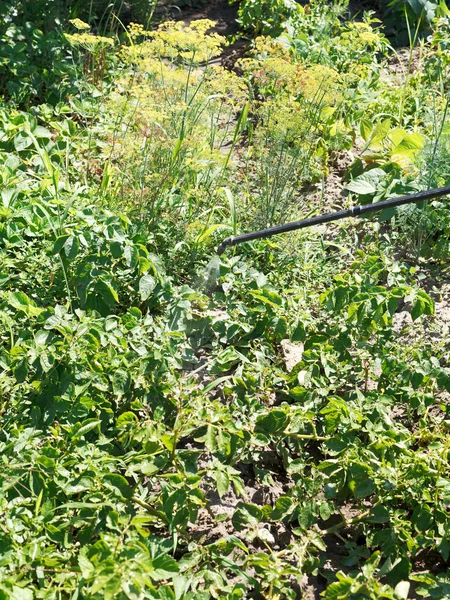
<box><xmin>395</xmin><ymin>581</ymin><xmax>410</xmax><ymax>599</ymax></box>
<box><xmin>271</xmin><ymin>496</ymin><xmax>294</xmax><ymax>520</ymax></box>
<box><xmin>360</xmin><ymin>119</ymin><xmax>372</xmax><ymax>142</ymax></box>
<box><xmin>255</xmin><ymin>409</ymin><xmax>290</xmax><ymax>434</ymax></box>
<box><xmin>319</xmin><ymin>501</ymin><xmax>333</xmax><ymax>521</ymax></box>
<box><xmin>354</xmin><ymin>477</ymin><xmax>376</xmax><ymax>499</ymax></box>
<box><xmin>39</xmin><ymin>352</ymin><xmax>55</xmax><ymax>373</ymax></box>
<box><xmin>72</xmin><ymin>419</ymin><xmax>101</xmax><ymax>439</ymax></box>
<box><xmin>392</xmin><ymin>132</ymin><xmax>425</xmax><ymax>157</ymax></box>
<box><xmin>10</xmin><ymin>292</ymin><xmax>42</xmax><ymax>317</ymax></box>
<box><xmin>322</xmin><ymin>578</ymin><xmax>352</xmax><ymax>598</ymax></box>
<box><xmin>105</xmin><ymin>574</ymin><xmax>122</xmax><ymax>600</ymax></box>
<box><xmin>103</xmin><ymin>473</ymin><xmax>133</xmax><ymax>499</ymax></box>
<box><xmin>196</xmin><ymin>223</ymin><xmax>225</xmax><ymax>244</ymax></box>
<box><xmin>412</xmin><ymin>505</ymin><xmax>433</xmax><ymax>532</ymax></box>
<box><xmin>379</xmin><ymin>206</ymin><xmax>397</xmax><ymax>222</ymax></box>
<box><xmin>345</xmin><ymin>168</ymin><xmax>387</xmax><ymax>198</ymax></box>
<box><xmin>366</xmin><ymin>505</ymin><xmax>390</xmax><ymax>523</ymax></box>
<box><xmin>52</xmin><ymin>235</ymin><xmax>70</xmax><ymax>255</ymax></box>
<box><xmin>173</xmin><ymin>575</ymin><xmax>190</xmax><ymax>600</ymax></box>
<box><xmin>232</xmin><ymin>503</ymin><xmax>262</xmax><ymax>531</ymax></box>
<box><xmin>151</xmin><ymin>554</ymin><xmax>180</xmax><ymax>580</ymax></box>
<box><xmin>78</xmin><ymin>555</ymin><xmax>95</xmax><ymax>578</ymax></box>
<box><xmin>113</xmin><ymin>369</ymin><xmax>131</xmax><ymax>395</ymax></box>
<box><xmin>116</xmin><ymin>412</ymin><xmax>138</xmax><ymax>427</ymax></box>
<box><xmin>10</xmin><ymin>588</ymin><xmax>33</xmax><ymax>600</ymax></box>
<box><xmin>139</xmin><ymin>274</ymin><xmax>156</xmax><ymax>301</ymax></box>
<box><xmin>291</xmin><ymin>321</ymin><xmax>306</xmax><ymax>342</ymax></box>
<box><xmin>411</xmin><ymin>289</ymin><xmax>434</xmax><ymax>321</ymax></box>
<box><xmin>34</xmin><ymin>126</ymin><xmax>52</xmax><ymax>138</ymax></box>
<box><xmin>124</xmin><ymin>244</ymin><xmax>139</xmax><ymax>269</ymax></box>
<box><xmin>14</xmin><ymin>358</ymin><xmax>29</xmax><ymax>383</ymax></box>
<box><xmin>214</xmin><ymin>470</ymin><xmax>230</xmax><ymax>498</ymax></box>
<box><xmin>346</xmin><ymin>179</ymin><xmax>377</xmax><ymax>195</ymax></box>
<box><xmin>14</xmin><ymin>132</ymin><xmax>33</xmax><ymax>151</ymax></box>
<box><xmin>370</xmin><ymin>118</ymin><xmax>391</xmax><ymax>146</ymax></box>
<box><xmin>97</xmin><ymin>277</ymin><xmax>119</xmax><ymax>305</ymax></box>
<box><xmin>64</xmin><ymin>235</ymin><xmax>79</xmax><ymax>259</ymax></box>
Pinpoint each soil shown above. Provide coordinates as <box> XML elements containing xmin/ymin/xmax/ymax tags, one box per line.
<box><xmin>383</xmin><ymin>46</ymin><xmax>424</xmax><ymax>84</ymax></box>
<box><xmin>156</xmin><ymin>0</ymin><xmax>247</xmax><ymax>69</ymax></box>
<box><xmin>280</xmin><ymin>339</ymin><xmax>304</xmax><ymax>372</ymax></box>
<box><xmin>156</xmin><ymin>0</ymin><xmax>240</xmax><ymax>36</ymax></box>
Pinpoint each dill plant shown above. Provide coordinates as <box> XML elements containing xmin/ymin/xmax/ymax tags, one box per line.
<box><xmin>238</xmin><ymin>38</ymin><xmax>350</xmax><ymax>227</ymax></box>
<box><xmin>65</xmin><ymin>19</ymin><xmax>115</xmax><ymax>86</ymax></box>
<box><xmin>104</xmin><ymin>19</ymin><xmax>247</xmax><ymax>237</ymax></box>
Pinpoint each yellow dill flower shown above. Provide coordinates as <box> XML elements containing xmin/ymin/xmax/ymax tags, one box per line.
<box><xmin>119</xmin><ymin>20</ymin><xmax>225</xmax><ymax>65</ymax></box>
<box><xmin>69</xmin><ymin>18</ymin><xmax>90</xmax><ymax>31</ymax></box>
<box><xmin>127</xmin><ymin>22</ymin><xmax>146</xmax><ymax>40</ymax></box>
<box><xmin>203</xmin><ymin>66</ymin><xmax>248</xmax><ymax>105</ymax></box>
<box><xmin>65</xmin><ymin>32</ymin><xmax>114</xmax><ymax>51</ymax></box>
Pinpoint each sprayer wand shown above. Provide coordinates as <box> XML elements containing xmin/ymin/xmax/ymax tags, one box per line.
<box><xmin>217</xmin><ymin>185</ymin><xmax>450</xmax><ymax>255</ymax></box>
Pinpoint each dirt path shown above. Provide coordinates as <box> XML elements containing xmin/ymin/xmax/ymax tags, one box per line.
<box><xmin>156</xmin><ymin>0</ymin><xmax>240</xmax><ymax>36</ymax></box>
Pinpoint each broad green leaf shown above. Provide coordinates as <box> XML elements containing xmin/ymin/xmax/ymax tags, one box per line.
<box><xmin>319</xmin><ymin>502</ymin><xmax>333</xmax><ymax>521</ymax></box>
<box><xmin>392</xmin><ymin>132</ymin><xmax>425</xmax><ymax>157</ymax></box>
<box><xmin>10</xmin><ymin>587</ymin><xmax>33</xmax><ymax>600</ymax></box>
<box><xmin>113</xmin><ymin>369</ymin><xmax>131</xmax><ymax>395</ymax></box>
<box><xmin>354</xmin><ymin>477</ymin><xmax>376</xmax><ymax>499</ymax></box>
<box><xmin>395</xmin><ymin>581</ymin><xmax>410</xmax><ymax>599</ymax></box>
<box><xmin>271</xmin><ymin>496</ymin><xmax>294</xmax><ymax>520</ymax></box>
<box><xmin>379</xmin><ymin>206</ymin><xmax>397</xmax><ymax>222</ymax></box>
<box><xmin>104</xmin><ymin>574</ymin><xmax>122</xmax><ymax>600</ymax></box>
<box><xmin>255</xmin><ymin>409</ymin><xmax>290</xmax><ymax>434</ymax></box>
<box><xmin>10</xmin><ymin>292</ymin><xmax>42</xmax><ymax>317</ymax></box>
<box><xmin>97</xmin><ymin>277</ymin><xmax>119</xmax><ymax>305</ymax></box>
<box><xmin>388</xmin><ymin>127</ymin><xmax>407</xmax><ymax>147</ymax></box>
<box><xmin>14</xmin><ymin>358</ymin><xmax>29</xmax><ymax>383</ymax></box>
<box><xmin>34</xmin><ymin>125</ymin><xmax>52</xmax><ymax>138</ymax></box>
<box><xmin>370</xmin><ymin>118</ymin><xmax>391</xmax><ymax>146</ymax></box>
<box><xmin>411</xmin><ymin>289</ymin><xmax>434</xmax><ymax>321</ymax></box>
<box><xmin>14</xmin><ymin>132</ymin><xmax>33</xmax><ymax>151</ymax></box>
<box><xmin>72</xmin><ymin>419</ymin><xmax>101</xmax><ymax>439</ymax></box>
<box><xmin>291</xmin><ymin>321</ymin><xmax>306</xmax><ymax>342</ymax></box>
<box><xmin>232</xmin><ymin>503</ymin><xmax>262</xmax><ymax>531</ymax></box>
<box><xmin>139</xmin><ymin>274</ymin><xmax>156</xmax><ymax>301</ymax></box>
<box><xmin>360</xmin><ymin>118</ymin><xmax>372</xmax><ymax>141</ymax></box>
<box><xmin>116</xmin><ymin>412</ymin><xmax>138</xmax><ymax>427</ymax></box>
<box><xmin>124</xmin><ymin>244</ymin><xmax>139</xmax><ymax>269</ymax></box>
<box><xmin>346</xmin><ymin>179</ymin><xmax>377</xmax><ymax>195</ymax></box>
<box><xmin>173</xmin><ymin>575</ymin><xmax>190</xmax><ymax>600</ymax></box>
<box><xmin>78</xmin><ymin>555</ymin><xmax>95</xmax><ymax>578</ymax></box>
<box><xmin>39</xmin><ymin>352</ymin><xmax>55</xmax><ymax>373</ymax></box>
<box><xmin>64</xmin><ymin>235</ymin><xmax>79</xmax><ymax>259</ymax></box>
<box><xmin>52</xmin><ymin>235</ymin><xmax>70</xmax><ymax>255</ymax></box>
<box><xmin>345</xmin><ymin>168</ymin><xmax>386</xmax><ymax>197</ymax></box>
<box><xmin>321</xmin><ymin>106</ymin><xmax>336</xmax><ymax>119</ymax></box>
<box><xmin>366</xmin><ymin>505</ymin><xmax>390</xmax><ymax>523</ymax></box>
<box><xmin>214</xmin><ymin>470</ymin><xmax>230</xmax><ymax>498</ymax></box>
<box><xmin>323</xmin><ymin>578</ymin><xmax>352</xmax><ymax>598</ymax></box>
<box><xmin>151</xmin><ymin>554</ymin><xmax>180</xmax><ymax>580</ymax></box>
<box><xmin>103</xmin><ymin>473</ymin><xmax>133</xmax><ymax>499</ymax></box>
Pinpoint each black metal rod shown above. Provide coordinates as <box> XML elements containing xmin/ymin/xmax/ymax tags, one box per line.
<box><xmin>217</xmin><ymin>185</ymin><xmax>450</xmax><ymax>255</ymax></box>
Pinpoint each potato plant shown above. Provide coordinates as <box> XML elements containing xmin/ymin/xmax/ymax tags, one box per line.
<box><xmin>1</xmin><ymin>1</ymin><xmax>450</xmax><ymax>599</ymax></box>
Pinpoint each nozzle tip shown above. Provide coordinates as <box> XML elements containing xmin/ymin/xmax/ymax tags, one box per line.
<box><xmin>217</xmin><ymin>236</ymin><xmax>234</xmax><ymax>256</ymax></box>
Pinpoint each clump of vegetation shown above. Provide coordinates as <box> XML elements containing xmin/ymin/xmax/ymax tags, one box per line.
<box><xmin>1</xmin><ymin>0</ymin><xmax>450</xmax><ymax>598</ymax></box>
